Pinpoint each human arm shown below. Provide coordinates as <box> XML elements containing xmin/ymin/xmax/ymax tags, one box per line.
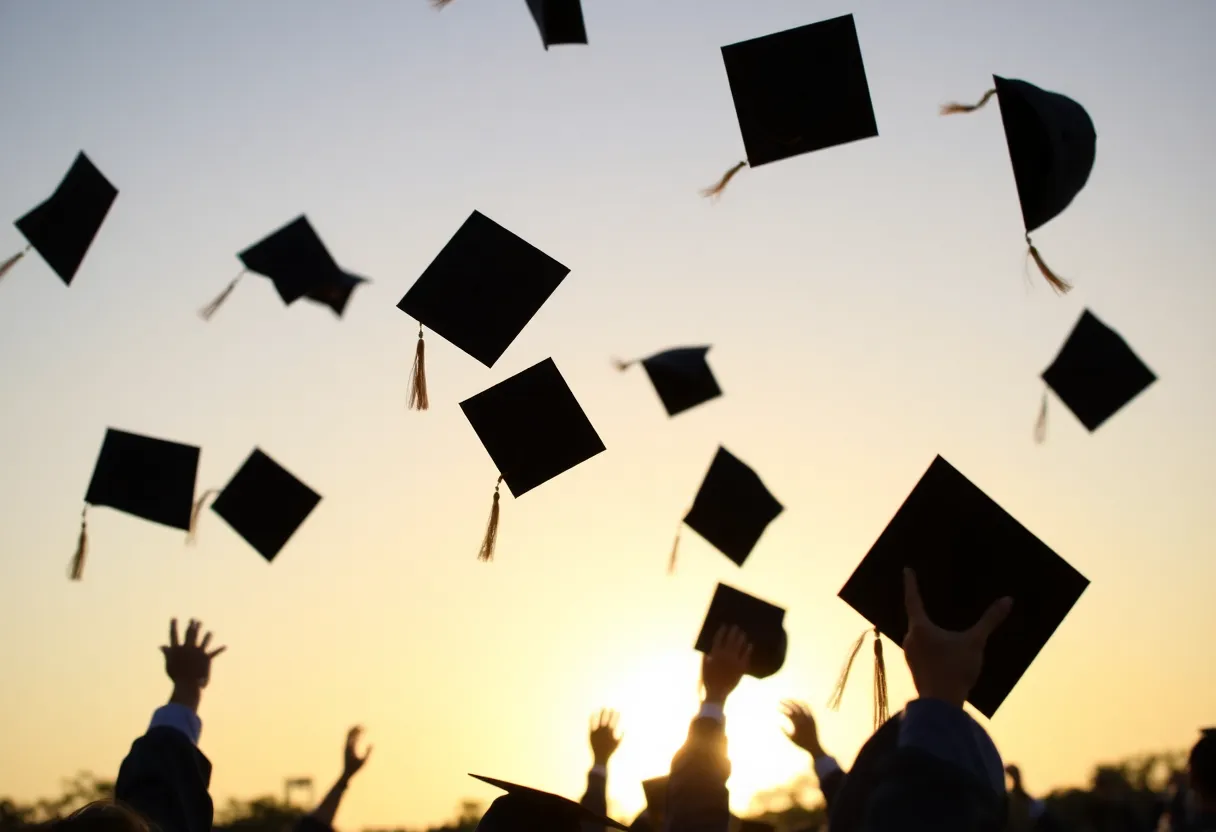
<box><xmin>859</xmin><ymin>570</ymin><xmax>1011</xmax><ymax>832</ymax></box>
<box><xmin>666</xmin><ymin>627</ymin><xmax>751</xmax><ymax>832</ymax></box>
<box><xmin>114</xmin><ymin>618</ymin><xmax>226</xmax><ymax>832</ymax></box>
<box><xmin>302</xmin><ymin>726</ymin><xmax>372</xmax><ymax>831</ymax></box>
<box><xmin>580</xmin><ymin>709</ymin><xmax>621</xmax><ymax>818</ymax></box>
<box><xmin>781</xmin><ymin>701</ymin><xmax>844</xmax><ymax>812</ymax></box>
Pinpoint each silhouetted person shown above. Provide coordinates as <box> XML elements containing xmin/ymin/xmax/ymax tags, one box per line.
<box><xmin>295</xmin><ymin>727</ymin><xmax>372</xmax><ymax>832</ymax></box>
<box><xmin>580</xmin><ymin>709</ymin><xmax>621</xmax><ymax>832</ymax></box>
<box><xmin>50</xmin><ymin>618</ymin><xmax>226</xmax><ymax>832</ymax></box>
<box><xmin>1003</xmin><ymin>765</ymin><xmax>1059</xmax><ymax>832</ymax></box>
<box><xmin>830</xmin><ymin>569</ymin><xmax>1012</xmax><ymax>832</ymax></box>
<box><xmin>666</xmin><ymin>626</ymin><xmax>751</xmax><ymax>832</ymax></box>
<box><xmin>781</xmin><ymin>701</ymin><xmax>844</xmax><ymax>814</ymax></box>
<box><xmin>1170</xmin><ymin>730</ymin><xmax>1216</xmax><ymax>832</ymax></box>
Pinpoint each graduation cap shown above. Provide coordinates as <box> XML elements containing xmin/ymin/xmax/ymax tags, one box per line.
<box><xmin>615</xmin><ymin>347</ymin><xmax>722</xmax><ymax>417</ymax></box>
<box><xmin>702</xmin><ymin>15</ymin><xmax>878</xmax><ymax>198</ymax></box>
<box><xmin>398</xmin><ymin>210</ymin><xmax>570</xmax><ymax>411</ymax></box>
<box><xmin>1</xmin><ymin>152</ymin><xmax>118</xmax><ymax>286</ymax></box>
<box><xmin>1035</xmin><ymin>309</ymin><xmax>1156</xmax><ymax>442</ymax></box>
<box><xmin>199</xmin><ymin>216</ymin><xmax>368</xmax><ymax>320</ymax></box>
<box><xmin>942</xmin><ymin>76</ymin><xmax>1097</xmax><ymax>293</ymax></box>
<box><xmin>431</xmin><ymin>0</ymin><xmax>586</xmax><ymax>50</ymax></box>
<box><xmin>695</xmin><ymin>583</ymin><xmax>787</xmax><ymax>679</ymax></box>
<box><xmin>73</xmin><ymin>428</ymin><xmax>201</xmax><ymax>581</ymax></box>
<box><xmin>671</xmin><ymin>447</ymin><xmax>783</xmax><ymax>572</ymax></box>
<box><xmin>460</xmin><ymin>358</ymin><xmax>605</xmax><ymax>561</ymax></box>
<box><xmin>470</xmin><ymin>775</ymin><xmax>627</xmax><ymax>832</ymax></box>
<box><xmin>188</xmin><ymin>448</ymin><xmax>320</xmax><ymax>562</ymax></box>
<box><xmin>835</xmin><ymin>455</ymin><xmax>1089</xmax><ymax>719</ymax></box>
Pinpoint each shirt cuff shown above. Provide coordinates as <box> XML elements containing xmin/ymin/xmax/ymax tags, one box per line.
<box><xmin>1029</xmin><ymin>799</ymin><xmax>1046</xmax><ymax>820</ymax></box>
<box><xmin>697</xmin><ymin>702</ymin><xmax>725</xmax><ymax>724</ymax></box>
<box><xmin>899</xmin><ymin>699</ymin><xmax>1003</xmax><ymax>795</ymax></box>
<box><xmin>812</xmin><ymin>755</ymin><xmax>841</xmax><ymax>781</ymax></box>
<box><xmin>149</xmin><ymin>703</ymin><xmax>202</xmax><ymax>745</ymax></box>
<box><xmin>589</xmin><ymin>764</ymin><xmax>607</xmax><ymax>778</ymax></box>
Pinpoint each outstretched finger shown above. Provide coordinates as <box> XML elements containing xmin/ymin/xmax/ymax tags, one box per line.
<box><xmin>712</xmin><ymin>626</ymin><xmax>728</xmax><ymax>652</ymax></box>
<box><xmin>206</xmin><ymin>645</ymin><xmax>227</xmax><ymax>659</ymax></box>
<box><xmin>969</xmin><ymin>596</ymin><xmax>1013</xmax><ymax>642</ymax></box>
<box><xmin>348</xmin><ymin>726</ymin><xmax>363</xmax><ymax>748</ymax></box>
<box><xmin>200</xmin><ymin>631</ymin><xmax>213</xmax><ymax>651</ymax></box>
<box><xmin>903</xmin><ymin>568</ymin><xmax>927</xmax><ymax>625</ymax></box>
<box><xmin>169</xmin><ymin>618</ymin><xmax>180</xmax><ymax>648</ymax></box>
<box><xmin>185</xmin><ymin>619</ymin><xmax>199</xmax><ymax>647</ymax></box>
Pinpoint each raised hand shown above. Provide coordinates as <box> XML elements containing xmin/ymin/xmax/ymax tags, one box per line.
<box><xmin>781</xmin><ymin>701</ymin><xmax>825</xmax><ymax>757</ymax></box>
<box><xmin>161</xmin><ymin>618</ymin><xmax>226</xmax><ymax>689</ymax></box>
<box><xmin>589</xmin><ymin>709</ymin><xmax>622</xmax><ymax>765</ymax></box>
<box><xmin>902</xmin><ymin>568</ymin><xmax>1011</xmax><ymax>708</ymax></box>
<box><xmin>701</xmin><ymin>625</ymin><xmax>752</xmax><ymax>705</ymax></box>
<box><xmin>343</xmin><ymin>726</ymin><xmax>372</xmax><ymax>779</ymax></box>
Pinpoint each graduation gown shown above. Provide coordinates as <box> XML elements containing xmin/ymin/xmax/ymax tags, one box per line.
<box><xmin>114</xmin><ymin>706</ymin><xmax>213</xmax><ymax>832</ymax></box>
<box><xmin>666</xmin><ymin>708</ymin><xmax>731</xmax><ymax>832</ymax></box>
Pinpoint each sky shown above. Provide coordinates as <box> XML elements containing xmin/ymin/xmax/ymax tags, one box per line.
<box><xmin>1</xmin><ymin>0</ymin><xmax>1215</xmax><ymax>828</ymax></box>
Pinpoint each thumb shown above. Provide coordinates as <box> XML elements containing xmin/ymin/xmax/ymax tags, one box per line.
<box><xmin>970</xmin><ymin>596</ymin><xmax>1013</xmax><ymax>642</ymax></box>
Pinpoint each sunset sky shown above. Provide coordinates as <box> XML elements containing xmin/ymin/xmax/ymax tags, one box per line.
<box><xmin>2</xmin><ymin>1</ymin><xmax>1215</xmax><ymax>828</ymax></box>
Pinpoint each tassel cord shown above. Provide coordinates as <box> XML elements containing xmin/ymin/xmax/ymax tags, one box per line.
<box><xmin>701</xmin><ymin>161</ymin><xmax>747</xmax><ymax>199</ymax></box>
<box><xmin>408</xmin><ymin>325</ymin><xmax>430</xmax><ymax>411</ymax></box>
<box><xmin>68</xmin><ymin>506</ymin><xmax>89</xmax><ymax>581</ymax></box>
<box><xmin>477</xmin><ymin>476</ymin><xmax>503</xmax><ymax>562</ymax></box>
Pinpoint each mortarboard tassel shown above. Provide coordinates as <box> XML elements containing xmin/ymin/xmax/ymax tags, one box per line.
<box><xmin>186</xmin><ymin>489</ymin><xmax>221</xmax><ymax>545</ymax></box>
<box><xmin>1026</xmin><ymin>237</ymin><xmax>1072</xmax><ymax>294</ymax></box>
<box><xmin>409</xmin><ymin>326</ymin><xmax>430</xmax><ymax>411</ymax></box>
<box><xmin>701</xmin><ymin>161</ymin><xmax>748</xmax><ymax>199</ymax></box>
<box><xmin>872</xmin><ymin>632</ymin><xmax>889</xmax><ymax>731</ymax></box>
<box><xmin>827</xmin><ymin>627</ymin><xmax>871</xmax><ymax>711</ymax></box>
<box><xmin>68</xmin><ymin>506</ymin><xmax>89</xmax><ymax>582</ymax></box>
<box><xmin>477</xmin><ymin>476</ymin><xmax>502</xmax><ymax>562</ymax></box>
<box><xmin>667</xmin><ymin>526</ymin><xmax>681</xmax><ymax>575</ymax></box>
<box><xmin>1034</xmin><ymin>389</ymin><xmax>1049</xmax><ymax>444</ymax></box>
<box><xmin>199</xmin><ymin>271</ymin><xmax>245</xmax><ymax>321</ymax></box>
<box><xmin>431</xmin><ymin>0</ymin><xmax>456</xmax><ymax>7</ymax></box>
<box><xmin>940</xmin><ymin>88</ymin><xmax>997</xmax><ymax>116</ymax></box>
<box><xmin>613</xmin><ymin>358</ymin><xmax>636</xmax><ymax>372</ymax></box>
<box><xmin>0</xmin><ymin>245</ymin><xmax>30</xmax><ymax>283</ymax></box>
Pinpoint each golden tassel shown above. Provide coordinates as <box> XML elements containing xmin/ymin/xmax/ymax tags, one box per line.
<box><xmin>477</xmin><ymin>476</ymin><xmax>502</xmax><ymax>562</ymax></box>
<box><xmin>827</xmin><ymin>628</ymin><xmax>871</xmax><ymax>711</ymax></box>
<box><xmin>872</xmin><ymin>629</ymin><xmax>889</xmax><ymax>730</ymax></box>
<box><xmin>940</xmin><ymin>88</ymin><xmax>997</xmax><ymax>115</ymax></box>
<box><xmin>1034</xmin><ymin>390</ymin><xmax>1049</xmax><ymax>445</ymax></box>
<box><xmin>199</xmin><ymin>271</ymin><xmax>245</xmax><ymax>321</ymax></box>
<box><xmin>409</xmin><ymin>326</ymin><xmax>430</xmax><ymax>411</ymax></box>
<box><xmin>1027</xmin><ymin>238</ymin><xmax>1072</xmax><ymax>294</ymax></box>
<box><xmin>667</xmin><ymin>527</ymin><xmax>681</xmax><ymax>575</ymax></box>
<box><xmin>701</xmin><ymin>161</ymin><xmax>747</xmax><ymax>199</ymax></box>
<box><xmin>68</xmin><ymin>507</ymin><xmax>88</xmax><ymax>581</ymax></box>
<box><xmin>186</xmin><ymin>489</ymin><xmax>221</xmax><ymax>545</ymax></box>
<box><xmin>0</xmin><ymin>246</ymin><xmax>29</xmax><ymax>282</ymax></box>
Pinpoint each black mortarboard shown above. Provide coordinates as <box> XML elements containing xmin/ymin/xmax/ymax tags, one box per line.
<box><xmin>199</xmin><ymin>216</ymin><xmax>368</xmax><ymax>320</ymax></box>
<box><xmin>199</xmin><ymin>448</ymin><xmax>321</xmax><ymax>562</ymax></box>
<box><xmin>3</xmin><ymin>152</ymin><xmax>118</xmax><ymax>286</ymax></box>
<box><xmin>702</xmin><ymin>15</ymin><xmax>878</xmax><ymax>198</ymax></box>
<box><xmin>460</xmin><ymin>358</ymin><xmax>605</xmax><ymax>560</ymax></box>
<box><xmin>676</xmin><ymin>447</ymin><xmax>782</xmax><ymax>570</ymax></box>
<box><xmin>397</xmin><ymin>211</ymin><xmax>570</xmax><ymax>410</ymax></box>
<box><xmin>616</xmin><ymin>347</ymin><xmax>721</xmax><ymax>417</ymax></box>
<box><xmin>525</xmin><ymin>0</ymin><xmax>587</xmax><ymax>49</ymax></box>
<box><xmin>695</xmin><ymin>583</ymin><xmax>788</xmax><ymax>679</ymax></box>
<box><xmin>470</xmin><ymin>775</ymin><xmax>627</xmax><ymax>832</ymax></box>
<box><xmin>942</xmin><ymin>76</ymin><xmax>1096</xmax><ymax>293</ymax></box>
<box><xmin>1036</xmin><ymin>309</ymin><xmax>1156</xmax><ymax>441</ymax></box>
<box><xmin>72</xmin><ymin>428</ymin><xmax>201</xmax><ymax>580</ymax></box>
<box><xmin>837</xmin><ymin>455</ymin><xmax>1089</xmax><ymax>718</ymax></box>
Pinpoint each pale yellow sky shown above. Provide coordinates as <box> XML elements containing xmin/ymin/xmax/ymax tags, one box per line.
<box><xmin>2</xmin><ymin>1</ymin><xmax>1215</xmax><ymax>829</ymax></box>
